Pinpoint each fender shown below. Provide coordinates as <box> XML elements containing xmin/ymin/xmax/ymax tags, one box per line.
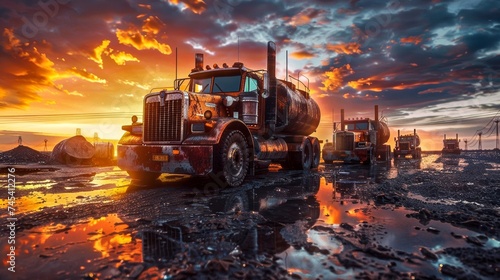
<box><xmin>118</xmin><ymin>132</ymin><xmax>143</xmax><ymax>145</ymax></box>
<box><xmin>183</xmin><ymin>118</ymin><xmax>254</xmax><ymax>148</ymax></box>
<box><xmin>183</xmin><ymin>118</ymin><xmax>255</xmax><ymax>175</ymax></box>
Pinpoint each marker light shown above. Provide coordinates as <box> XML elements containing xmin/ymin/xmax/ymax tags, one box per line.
<box><xmin>204</xmin><ymin>110</ymin><xmax>213</xmax><ymax>120</ymax></box>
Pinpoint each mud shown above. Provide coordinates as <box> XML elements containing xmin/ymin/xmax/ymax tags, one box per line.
<box><xmin>0</xmin><ymin>151</ymin><xmax>499</xmax><ymax>279</ymax></box>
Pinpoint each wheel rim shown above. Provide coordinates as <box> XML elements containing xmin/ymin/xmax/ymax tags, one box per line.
<box><xmin>227</xmin><ymin>142</ymin><xmax>244</xmax><ymax>176</ymax></box>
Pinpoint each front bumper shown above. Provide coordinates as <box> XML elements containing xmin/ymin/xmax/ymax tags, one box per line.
<box><xmin>117</xmin><ymin>144</ymin><xmax>213</xmax><ymax>175</ymax></box>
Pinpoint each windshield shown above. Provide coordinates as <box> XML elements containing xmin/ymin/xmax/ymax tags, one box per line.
<box><xmin>346</xmin><ymin>122</ymin><xmax>369</xmax><ymax>130</ymax></box>
<box><xmin>193</xmin><ymin>78</ymin><xmax>211</xmax><ymax>93</ymax></box>
<box><xmin>213</xmin><ymin>76</ymin><xmax>241</xmax><ymax>93</ymax></box>
<box><xmin>191</xmin><ymin>75</ymin><xmax>242</xmax><ymax>94</ymax></box>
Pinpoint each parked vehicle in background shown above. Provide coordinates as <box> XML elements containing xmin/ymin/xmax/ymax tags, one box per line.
<box><xmin>322</xmin><ymin>105</ymin><xmax>391</xmax><ymax>164</ymax></box>
<box><xmin>442</xmin><ymin>134</ymin><xmax>461</xmax><ymax>154</ymax></box>
<box><xmin>394</xmin><ymin>129</ymin><xmax>421</xmax><ymax>159</ymax></box>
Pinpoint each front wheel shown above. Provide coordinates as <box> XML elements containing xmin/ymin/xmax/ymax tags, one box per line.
<box><xmin>127</xmin><ymin>171</ymin><xmax>160</xmax><ymax>182</ymax></box>
<box><xmin>214</xmin><ymin>130</ymin><xmax>250</xmax><ymax>187</ymax></box>
<box><xmin>364</xmin><ymin>148</ymin><xmax>375</xmax><ymax>165</ymax></box>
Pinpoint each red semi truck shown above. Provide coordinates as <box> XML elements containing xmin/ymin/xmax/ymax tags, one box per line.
<box><xmin>117</xmin><ymin>42</ymin><xmax>321</xmax><ymax>186</ymax></box>
<box><xmin>322</xmin><ymin>106</ymin><xmax>391</xmax><ymax>164</ymax></box>
<box><xmin>394</xmin><ymin>129</ymin><xmax>422</xmax><ymax>159</ymax></box>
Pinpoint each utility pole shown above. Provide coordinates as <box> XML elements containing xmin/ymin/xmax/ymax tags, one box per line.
<box><xmin>495</xmin><ymin>119</ymin><xmax>499</xmax><ymax>150</ymax></box>
<box><xmin>478</xmin><ymin>132</ymin><xmax>482</xmax><ymax>150</ymax></box>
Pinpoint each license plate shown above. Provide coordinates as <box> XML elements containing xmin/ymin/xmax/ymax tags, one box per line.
<box><xmin>152</xmin><ymin>154</ymin><xmax>169</xmax><ymax>161</ymax></box>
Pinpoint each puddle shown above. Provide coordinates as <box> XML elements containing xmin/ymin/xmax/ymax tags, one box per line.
<box><xmin>0</xmin><ymin>214</ymin><xmax>141</xmax><ymax>279</ymax></box>
<box><xmin>0</xmin><ymin>153</ymin><xmax>498</xmax><ymax>279</ymax></box>
<box><xmin>274</xmin><ymin>168</ymin><xmax>499</xmax><ymax>279</ymax></box>
<box><xmin>0</xmin><ymin>167</ymin><xmax>130</xmax><ymax>217</ymax></box>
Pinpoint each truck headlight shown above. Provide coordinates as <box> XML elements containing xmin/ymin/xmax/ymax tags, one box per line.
<box><xmin>204</xmin><ymin>110</ymin><xmax>212</xmax><ymax>120</ymax></box>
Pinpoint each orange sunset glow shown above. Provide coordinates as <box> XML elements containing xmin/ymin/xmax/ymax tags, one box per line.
<box><xmin>1</xmin><ymin>0</ymin><xmax>499</xmax><ymax>152</ymax></box>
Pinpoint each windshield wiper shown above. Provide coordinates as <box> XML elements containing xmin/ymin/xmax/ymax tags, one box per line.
<box><xmin>201</xmin><ymin>83</ymin><xmax>209</xmax><ymax>93</ymax></box>
<box><xmin>214</xmin><ymin>82</ymin><xmax>226</xmax><ymax>94</ymax></box>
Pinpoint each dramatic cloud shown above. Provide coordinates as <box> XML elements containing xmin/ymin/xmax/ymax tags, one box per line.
<box><xmin>109</xmin><ymin>51</ymin><xmax>140</xmax><ymax>65</ymax></box>
<box><xmin>68</xmin><ymin>67</ymin><xmax>107</xmax><ymax>84</ymax></box>
<box><xmin>168</xmin><ymin>0</ymin><xmax>206</xmax><ymax>14</ymax></box>
<box><xmin>321</xmin><ymin>64</ymin><xmax>354</xmax><ymax>92</ymax></box>
<box><xmin>326</xmin><ymin>42</ymin><xmax>362</xmax><ymax>54</ymax></box>
<box><xmin>89</xmin><ymin>40</ymin><xmax>111</xmax><ymax>69</ymax></box>
<box><xmin>116</xmin><ymin>26</ymin><xmax>172</xmax><ymax>55</ymax></box>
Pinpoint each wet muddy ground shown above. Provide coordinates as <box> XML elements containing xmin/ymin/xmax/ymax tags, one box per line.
<box><xmin>0</xmin><ymin>151</ymin><xmax>499</xmax><ymax>279</ymax></box>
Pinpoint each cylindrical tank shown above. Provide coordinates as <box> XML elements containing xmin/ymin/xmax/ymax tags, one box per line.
<box><xmin>255</xmin><ymin>138</ymin><xmax>288</xmax><ymax>160</ymax></box>
<box><xmin>377</xmin><ymin>121</ymin><xmax>390</xmax><ymax>144</ymax></box>
<box><xmin>274</xmin><ymin>80</ymin><xmax>321</xmax><ymax>135</ymax></box>
<box><xmin>414</xmin><ymin>135</ymin><xmax>421</xmax><ymax>147</ymax></box>
<box><xmin>94</xmin><ymin>142</ymin><xmax>115</xmax><ymax>160</ymax></box>
<box><xmin>51</xmin><ymin>135</ymin><xmax>95</xmax><ymax>165</ymax></box>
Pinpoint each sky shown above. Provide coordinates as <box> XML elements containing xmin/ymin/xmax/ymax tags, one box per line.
<box><xmin>0</xmin><ymin>0</ymin><xmax>499</xmax><ymax>152</ymax></box>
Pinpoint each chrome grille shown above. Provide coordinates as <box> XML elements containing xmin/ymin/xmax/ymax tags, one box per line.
<box><xmin>144</xmin><ymin>95</ymin><xmax>183</xmax><ymax>142</ymax></box>
<box><xmin>400</xmin><ymin>142</ymin><xmax>410</xmax><ymax>150</ymax></box>
<box><xmin>335</xmin><ymin>133</ymin><xmax>354</xmax><ymax>151</ymax></box>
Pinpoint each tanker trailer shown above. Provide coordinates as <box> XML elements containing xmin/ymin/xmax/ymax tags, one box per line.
<box><xmin>117</xmin><ymin>41</ymin><xmax>321</xmax><ymax>187</ymax></box>
<box><xmin>394</xmin><ymin>129</ymin><xmax>421</xmax><ymax>159</ymax></box>
<box><xmin>322</xmin><ymin>105</ymin><xmax>390</xmax><ymax>164</ymax></box>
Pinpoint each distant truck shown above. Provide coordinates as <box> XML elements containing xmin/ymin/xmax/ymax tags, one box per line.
<box><xmin>322</xmin><ymin>105</ymin><xmax>391</xmax><ymax>164</ymax></box>
<box><xmin>442</xmin><ymin>134</ymin><xmax>461</xmax><ymax>154</ymax></box>
<box><xmin>321</xmin><ymin>140</ymin><xmax>335</xmax><ymax>164</ymax></box>
<box><xmin>393</xmin><ymin>129</ymin><xmax>421</xmax><ymax>159</ymax></box>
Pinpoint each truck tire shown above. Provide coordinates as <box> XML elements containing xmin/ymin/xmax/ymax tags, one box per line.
<box><xmin>310</xmin><ymin>138</ymin><xmax>320</xmax><ymax>168</ymax></box>
<box><xmin>215</xmin><ymin>130</ymin><xmax>250</xmax><ymax>187</ymax></box>
<box><xmin>295</xmin><ymin>138</ymin><xmax>313</xmax><ymax>170</ymax></box>
<box><xmin>282</xmin><ymin>138</ymin><xmax>312</xmax><ymax>170</ymax></box>
<box><xmin>363</xmin><ymin>147</ymin><xmax>377</xmax><ymax>165</ymax></box>
<box><xmin>127</xmin><ymin>171</ymin><xmax>160</xmax><ymax>182</ymax></box>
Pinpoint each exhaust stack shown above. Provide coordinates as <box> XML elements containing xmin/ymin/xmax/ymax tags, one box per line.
<box><xmin>264</xmin><ymin>41</ymin><xmax>277</xmax><ymax>138</ymax></box>
<box><xmin>414</xmin><ymin>129</ymin><xmax>417</xmax><ymax>147</ymax></box>
<box><xmin>340</xmin><ymin>109</ymin><xmax>345</xmax><ymax>131</ymax></box>
<box><xmin>195</xmin><ymin>53</ymin><xmax>204</xmax><ymax>71</ymax></box>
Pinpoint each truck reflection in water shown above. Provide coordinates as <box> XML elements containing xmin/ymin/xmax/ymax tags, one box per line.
<box><xmin>140</xmin><ymin>174</ymin><xmax>320</xmax><ymax>264</ymax></box>
<box><xmin>393</xmin><ymin>157</ymin><xmax>422</xmax><ymax>170</ymax></box>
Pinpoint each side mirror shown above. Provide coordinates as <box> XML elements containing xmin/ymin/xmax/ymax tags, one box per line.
<box><xmin>261</xmin><ymin>73</ymin><xmax>269</xmax><ymax>99</ymax></box>
<box><xmin>261</xmin><ymin>89</ymin><xmax>269</xmax><ymax>99</ymax></box>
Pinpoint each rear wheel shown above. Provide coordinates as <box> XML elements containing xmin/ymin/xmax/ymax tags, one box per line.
<box><xmin>310</xmin><ymin>138</ymin><xmax>320</xmax><ymax>168</ymax></box>
<box><xmin>214</xmin><ymin>130</ymin><xmax>250</xmax><ymax>187</ymax></box>
<box><xmin>282</xmin><ymin>138</ymin><xmax>313</xmax><ymax>170</ymax></box>
<box><xmin>294</xmin><ymin>138</ymin><xmax>313</xmax><ymax>170</ymax></box>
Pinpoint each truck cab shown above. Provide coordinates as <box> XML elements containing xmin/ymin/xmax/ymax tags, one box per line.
<box><xmin>442</xmin><ymin>134</ymin><xmax>461</xmax><ymax>154</ymax></box>
<box><xmin>322</xmin><ymin>106</ymin><xmax>391</xmax><ymax>164</ymax></box>
<box><xmin>394</xmin><ymin>129</ymin><xmax>421</xmax><ymax>159</ymax></box>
